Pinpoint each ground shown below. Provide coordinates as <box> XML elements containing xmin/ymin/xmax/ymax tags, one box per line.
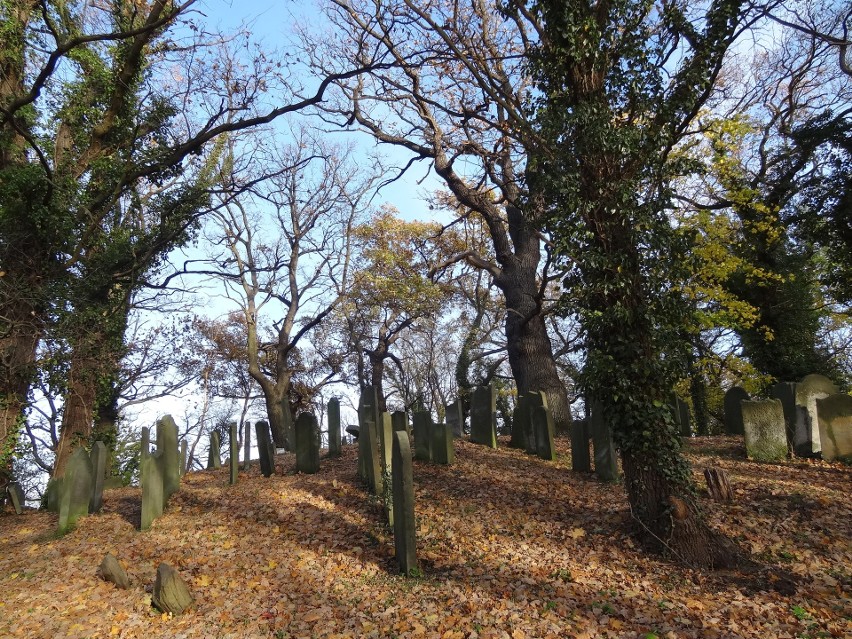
<box><xmin>0</xmin><ymin>437</ymin><xmax>849</xmax><ymax>639</ymax></box>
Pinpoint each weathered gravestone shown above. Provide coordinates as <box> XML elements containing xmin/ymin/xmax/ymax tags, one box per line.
<box><xmin>391</xmin><ymin>410</ymin><xmax>410</xmax><ymax>438</ymax></box>
<box><xmin>392</xmin><ymin>430</ymin><xmax>417</xmax><ymax>576</ymax></box>
<box><xmin>156</xmin><ymin>415</ymin><xmax>181</xmax><ymax>499</ymax></box>
<box><xmin>816</xmin><ymin>394</ymin><xmax>852</xmax><ymax>462</ymax></box>
<box><xmin>770</xmin><ymin>381</ymin><xmax>797</xmax><ymax>447</ymax></box>
<box><xmin>380</xmin><ymin>413</ymin><xmax>394</xmax><ymax>526</ymax></box>
<box><xmin>470</xmin><ymin>384</ymin><xmax>498</xmax><ymax>448</ymax></box>
<box><xmin>412</xmin><ymin>410</ymin><xmax>432</xmax><ymax>461</ymax></box>
<box><xmin>141</xmin><ymin>426</ymin><xmax>151</xmax><ymax>462</ymax></box>
<box><xmin>152</xmin><ymin>563</ymin><xmax>194</xmax><ymax>615</ymax></box>
<box><xmin>570</xmin><ymin>418</ymin><xmax>591</xmax><ymax>472</ymax></box>
<box><xmin>511</xmin><ymin>393</ymin><xmax>532</xmax><ymax>451</ymax></box>
<box><xmin>295</xmin><ymin>412</ymin><xmax>321</xmax><ymax>474</ymax></box>
<box><xmin>89</xmin><ymin>441</ymin><xmax>107</xmax><ymax>513</ymax></box>
<box><xmin>359</xmin><ymin>419</ymin><xmax>382</xmax><ymax>495</ymax></box>
<box><xmin>327</xmin><ymin>398</ymin><xmax>342</xmax><ymax>457</ymax></box>
<box><xmin>207</xmin><ymin>432</ymin><xmax>221</xmax><ymax>470</ymax></box>
<box><xmin>99</xmin><ymin>553</ymin><xmax>130</xmax><ymax>589</ymax></box>
<box><xmin>358</xmin><ymin>386</ymin><xmax>381</xmax><ymax>481</ymax></box>
<box><xmin>58</xmin><ymin>447</ymin><xmax>94</xmax><ymax>534</ymax></box>
<box><xmin>723</xmin><ymin>386</ymin><xmax>750</xmax><ymax>436</ymax></box>
<box><xmin>141</xmin><ymin>450</ymin><xmax>165</xmax><ymax>531</ymax></box>
<box><xmin>255</xmin><ymin>420</ymin><xmax>275</xmax><ymax>478</ymax></box>
<box><xmin>589</xmin><ymin>400</ymin><xmax>619</xmax><ymax>481</ymax></box>
<box><xmin>45</xmin><ymin>478</ymin><xmax>62</xmax><ymax>513</ymax></box>
<box><xmin>532</xmin><ymin>399</ymin><xmax>557</xmax><ymax>461</ymax></box>
<box><xmin>671</xmin><ymin>396</ymin><xmax>692</xmax><ymax>437</ymax></box>
<box><xmin>7</xmin><ymin>481</ymin><xmax>24</xmax><ymax>514</ymax></box>
<box><xmin>742</xmin><ymin>398</ymin><xmax>788</xmax><ymax>462</ymax></box>
<box><xmin>229</xmin><ymin>422</ymin><xmax>238</xmax><ymax>485</ymax></box>
<box><xmin>445</xmin><ymin>400</ymin><xmax>463</xmax><ymax>438</ymax></box>
<box><xmin>794</xmin><ymin>374</ymin><xmax>839</xmax><ymax>457</ymax></box>
<box><xmin>243</xmin><ymin>421</ymin><xmax>251</xmax><ymax>470</ymax></box>
<box><xmin>431</xmin><ymin>422</ymin><xmax>455</xmax><ymax>465</ymax></box>
<box><xmin>179</xmin><ymin>440</ymin><xmax>188</xmax><ymax>476</ymax></box>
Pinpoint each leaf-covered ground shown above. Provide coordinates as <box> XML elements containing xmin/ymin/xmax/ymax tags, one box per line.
<box><xmin>1</xmin><ymin>437</ymin><xmax>850</xmax><ymax>639</ymax></box>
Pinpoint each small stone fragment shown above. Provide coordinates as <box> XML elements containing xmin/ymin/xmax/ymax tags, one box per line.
<box><xmin>99</xmin><ymin>553</ymin><xmax>130</xmax><ymax>589</ymax></box>
<box><xmin>152</xmin><ymin>562</ymin><xmax>193</xmax><ymax>615</ymax></box>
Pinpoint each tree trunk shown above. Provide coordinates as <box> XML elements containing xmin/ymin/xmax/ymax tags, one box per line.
<box><xmin>262</xmin><ymin>381</ymin><xmax>293</xmax><ymax>450</ymax></box>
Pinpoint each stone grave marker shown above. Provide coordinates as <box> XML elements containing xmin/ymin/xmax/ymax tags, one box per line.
<box><xmin>179</xmin><ymin>439</ymin><xmax>188</xmax><ymax>476</ymax></box>
<box><xmin>431</xmin><ymin>422</ymin><xmax>455</xmax><ymax>465</ymax></box>
<box><xmin>816</xmin><ymin>393</ymin><xmax>852</xmax><ymax>462</ymax></box>
<box><xmin>379</xmin><ymin>412</ymin><xmax>393</xmax><ymax>476</ymax></box>
<box><xmin>742</xmin><ymin>398</ymin><xmax>788</xmax><ymax>462</ymax></box>
<box><xmin>89</xmin><ymin>441</ymin><xmax>107</xmax><ymax>513</ymax></box>
<box><xmin>358</xmin><ymin>386</ymin><xmax>381</xmax><ymax>480</ymax></box>
<box><xmin>141</xmin><ymin>450</ymin><xmax>165</xmax><ymax>530</ymax></box>
<box><xmin>141</xmin><ymin>426</ymin><xmax>150</xmax><ymax>462</ymax></box>
<box><xmin>255</xmin><ymin>420</ymin><xmax>275</xmax><ymax>478</ymax></box>
<box><xmin>412</xmin><ymin>409</ymin><xmax>432</xmax><ymax>461</ymax></box>
<box><xmin>391</xmin><ymin>410</ymin><xmax>410</xmax><ymax>438</ymax></box>
<box><xmin>671</xmin><ymin>396</ymin><xmax>691</xmax><ymax>437</ymax></box>
<box><xmin>360</xmin><ymin>419</ymin><xmax>382</xmax><ymax>495</ymax></box>
<box><xmin>770</xmin><ymin>381</ymin><xmax>797</xmax><ymax>447</ymax></box>
<box><xmin>723</xmin><ymin>386</ymin><xmax>750</xmax><ymax>436</ymax></box>
<box><xmin>327</xmin><ymin>398</ymin><xmax>342</xmax><ymax>457</ymax></box>
<box><xmin>7</xmin><ymin>481</ymin><xmax>24</xmax><ymax>514</ymax></box>
<box><xmin>229</xmin><ymin>422</ymin><xmax>238</xmax><ymax>485</ymax></box>
<box><xmin>794</xmin><ymin>374</ymin><xmax>839</xmax><ymax>457</ymax></box>
<box><xmin>470</xmin><ymin>384</ymin><xmax>498</xmax><ymax>448</ymax></box>
<box><xmin>45</xmin><ymin>478</ymin><xmax>62</xmax><ymax>513</ymax></box>
<box><xmin>445</xmin><ymin>399</ymin><xmax>463</xmax><ymax>437</ymax></box>
<box><xmin>156</xmin><ymin>415</ymin><xmax>181</xmax><ymax>499</ymax></box>
<box><xmin>152</xmin><ymin>563</ymin><xmax>194</xmax><ymax>615</ymax></box>
<box><xmin>392</xmin><ymin>430</ymin><xmax>417</xmax><ymax>576</ymax></box>
<box><xmin>99</xmin><ymin>553</ymin><xmax>130</xmax><ymax>589</ymax></box>
<box><xmin>58</xmin><ymin>447</ymin><xmax>94</xmax><ymax>534</ymax></box>
<box><xmin>243</xmin><ymin>421</ymin><xmax>251</xmax><ymax>470</ymax></box>
<box><xmin>207</xmin><ymin>432</ymin><xmax>221</xmax><ymax>470</ymax></box>
<box><xmin>590</xmin><ymin>400</ymin><xmax>618</xmax><ymax>481</ymax></box>
<box><xmin>570</xmin><ymin>418</ymin><xmax>591</xmax><ymax>472</ymax></box>
<box><xmin>532</xmin><ymin>400</ymin><xmax>557</xmax><ymax>461</ymax></box>
<box><xmin>510</xmin><ymin>393</ymin><xmax>532</xmax><ymax>451</ymax></box>
<box><xmin>295</xmin><ymin>412</ymin><xmax>321</xmax><ymax>474</ymax></box>
<box><xmin>527</xmin><ymin>392</ymin><xmax>549</xmax><ymax>456</ymax></box>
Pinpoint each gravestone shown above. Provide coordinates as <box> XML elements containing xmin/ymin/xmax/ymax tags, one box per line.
<box><xmin>7</xmin><ymin>481</ymin><xmax>24</xmax><ymax>514</ymax></box>
<box><xmin>412</xmin><ymin>410</ymin><xmax>432</xmax><ymax>461</ymax></box>
<box><xmin>141</xmin><ymin>450</ymin><xmax>165</xmax><ymax>530</ymax></box>
<box><xmin>391</xmin><ymin>410</ymin><xmax>410</xmax><ymax>438</ymax></box>
<box><xmin>742</xmin><ymin>398</ymin><xmax>788</xmax><ymax>462</ymax></box>
<box><xmin>207</xmin><ymin>432</ymin><xmax>221</xmax><ymax>470</ymax></box>
<box><xmin>89</xmin><ymin>441</ymin><xmax>107</xmax><ymax>513</ymax></box>
<box><xmin>140</xmin><ymin>426</ymin><xmax>150</xmax><ymax>462</ymax></box>
<box><xmin>671</xmin><ymin>396</ymin><xmax>691</xmax><ymax>437</ymax></box>
<box><xmin>723</xmin><ymin>386</ymin><xmax>750</xmax><ymax>436</ymax></box>
<box><xmin>255</xmin><ymin>421</ymin><xmax>275</xmax><ymax>478</ymax></box>
<box><xmin>527</xmin><ymin>392</ymin><xmax>549</xmax><ymax>456</ymax></box>
<box><xmin>229</xmin><ymin>422</ymin><xmax>238</xmax><ymax>485</ymax></box>
<box><xmin>360</xmin><ymin>419</ymin><xmax>382</xmax><ymax>494</ymax></box>
<box><xmin>156</xmin><ymin>415</ymin><xmax>181</xmax><ymax>499</ymax></box>
<box><xmin>590</xmin><ymin>400</ymin><xmax>618</xmax><ymax>481</ymax></box>
<box><xmin>511</xmin><ymin>393</ymin><xmax>532</xmax><ymax>451</ymax></box>
<box><xmin>152</xmin><ymin>563</ymin><xmax>194</xmax><ymax>615</ymax></box>
<box><xmin>816</xmin><ymin>394</ymin><xmax>852</xmax><ymax>462</ymax></box>
<box><xmin>470</xmin><ymin>384</ymin><xmax>498</xmax><ymax>448</ymax></box>
<box><xmin>179</xmin><ymin>440</ymin><xmax>188</xmax><ymax>476</ymax></box>
<box><xmin>58</xmin><ymin>447</ymin><xmax>94</xmax><ymax>534</ymax></box>
<box><xmin>45</xmin><ymin>478</ymin><xmax>62</xmax><ymax>513</ymax></box>
<box><xmin>770</xmin><ymin>381</ymin><xmax>797</xmax><ymax>447</ymax></box>
<box><xmin>379</xmin><ymin>412</ymin><xmax>393</xmax><ymax>477</ymax></box>
<box><xmin>431</xmin><ymin>422</ymin><xmax>454</xmax><ymax>465</ymax></box>
<box><xmin>295</xmin><ymin>412</ymin><xmax>321</xmax><ymax>474</ymax></box>
<box><xmin>99</xmin><ymin>553</ymin><xmax>130</xmax><ymax>589</ymax></box>
<box><xmin>358</xmin><ymin>386</ymin><xmax>381</xmax><ymax>480</ymax></box>
<box><xmin>243</xmin><ymin>421</ymin><xmax>251</xmax><ymax>470</ymax></box>
<box><xmin>445</xmin><ymin>400</ymin><xmax>463</xmax><ymax>438</ymax></box>
<box><xmin>570</xmin><ymin>418</ymin><xmax>591</xmax><ymax>472</ymax></box>
<box><xmin>392</xmin><ymin>430</ymin><xmax>417</xmax><ymax>576</ymax></box>
<box><xmin>327</xmin><ymin>398</ymin><xmax>342</xmax><ymax>457</ymax></box>
<box><xmin>794</xmin><ymin>374</ymin><xmax>839</xmax><ymax>457</ymax></box>
<box><xmin>532</xmin><ymin>401</ymin><xmax>557</xmax><ymax>461</ymax></box>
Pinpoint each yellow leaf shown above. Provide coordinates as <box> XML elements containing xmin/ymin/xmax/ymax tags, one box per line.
<box><xmin>110</xmin><ymin>626</ymin><xmax>120</xmax><ymax>636</ymax></box>
<box><xmin>569</xmin><ymin>527</ymin><xmax>586</xmax><ymax>539</ymax></box>
<box><xmin>195</xmin><ymin>574</ymin><xmax>212</xmax><ymax>587</ymax></box>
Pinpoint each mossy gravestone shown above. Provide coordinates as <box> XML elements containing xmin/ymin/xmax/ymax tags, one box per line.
<box><xmin>742</xmin><ymin>398</ymin><xmax>788</xmax><ymax>462</ymax></box>
<box><xmin>445</xmin><ymin>399</ymin><xmax>463</xmax><ymax>438</ymax></box>
<box><xmin>532</xmin><ymin>400</ymin><xmax>556</xmax><ymax>461</ymax></box>
<box><xmin>141</xmin><ymin>450</ymin><xmax>165</xmax><ymax>531</ymax></box>
<box><xmin>207</xmin><ymin>431</ymin><xmax>221</xmax><ymax>470</ymax></box>
<box><xmin>510</xmin><ymin>394</ymin><xmax>532</xmax><ymax>451</ymax></box>
<box><xmin>255</xmin><ymin>420</ymin><xmax>275</xmax><ymax>478</ymax></box>
<box><xmin>590</xmin><ymin>400</ymin><xmax>618</xmax><ymax>481</ymax></box>
<box><xmin>8</xmin><ymin>481</ymin><xmax>24</xmax><ymax>514</ymax></box>
<box><xmin>89</xmin><ymin>441</ymin><xmax>107</xmax><ymax>513</ymax></box>
<box><xmin>295</xmin><ymin>412</ymin><xmax>321</xmax><ymax>474</ymax></box>
<box><xmin>723</xmin><ymin>386</ymin><xmax>750</xmax><ymax>436</ymax></box>
<box><xmin>412</xmin><ymin>410</ymin><xmax>432</xmax><ymax>461</ymax></box>
<box><xmin>392</xmin><ymin>430</ymin><xmax>417</xmax><ymax>576</ymax></box>
<box><xmin>156</xmin><ymin>415</ymin><xmax>181</xmax><ymax>499</ymax></box>
<box><xmin>58</xmin><ymin>447</ymin><xmax>94</xmax><ymax>534</ymax></box>
<box><xmin>794</xmin><ymin>374</ymin><xmax>839</xmax><ymax>458</ymax></box>
<box><xmin>570</xmin><ymin>418</ymin><xmax>591</xmax><ymax>472</ymax></box>
<box><xmin>327</xmin><ymin>398</ymin><xmax>342</xmax><ymax>457</ymax></box>
<box><xmin>152</xmin><ymin>563</ymin><xmax>193</xmax><ymax>615</ymax></box>
<box><xmin>816</xmin><ymin>394</ymin><xmax>852</xmax><ymax>462</ymax></box>
<box><xmin>431</xmin><ymin>422</ymin><xmax>454</xmax><ymax>465</ymax></box>
<box><xmin>770</xmin><ymin>381</ymin><xmax>797</xmax><ymax>447</ymax></box>
<box><xmin>391</xmin><ymin>410</ymin><xmax>410</xmax><ymax>438</ymax></box>
<box><xmin>470</xmin><ymin>384</ymin><xmax>498</xmax><ymax>449</ymax></box>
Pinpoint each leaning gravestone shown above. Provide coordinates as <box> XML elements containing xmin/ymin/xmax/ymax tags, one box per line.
<box><xmin>295</xmin><ymin>412</ymin><xmax>321</xmax><ymax>474</ymax></box>
<box><xmin>152</xmin><ymin>563</ymin><xmax>194</xmax><ymax>615</ymax></box>
<box><xmin>590</xmin><ymin>400</ymin><xmax>619</xmax><ymax>481</ymax></box>
<box><xmin>207</xmin><ymin>432</ymin><xmax>221</xmax><ymax>470</ymax></box>
<box><xmin>470</xmin><ymin>384</ymin><xmax>498</xmax><ymax>448</ymax></box>
<box><xmin>412</xmin><ymin>410</ymin><xmax>433</xmax><ymax>461</ymax></box>
<box><xmin>255</xmin><ymin>420</ymin><xmax>275</xmax><ymax>478</ymax></box>
<box><xmin>532</xmin><ymin>400</ymin><xmax>557</xmax><ymax>462</ymax></box>
<box><xmin>392</xmin><ymin>430</ymin><xmax>417</xmax><ymax>576</ymax></box>
<box><xmin>770</xmin><ymin>381</ymin><xmax>797</xmax><ymax>447</ymax></box>
<box><xmin>58</xmin><ymin>447</ymin><xmax>94</xmax><ymax>534</ymax></box>
<box><xmin>156</xmin><ymin>415</ymin><xmax>181</xmax><ymax>499</ymax></box>
<box><xmin>742</xmin><ymin>398</ymin><xmax>788</xmax><ymax>462</ymax></box>
<box><xmin>7</xmin><ymin>481</ymin><xmax>24</xmax><ymax>514</ymax></box>
<box><xmin>431</xmin><ymin>422</ymin><xmax>455</xmax><ymax>465</ymax></box>
<box><xmin>570</xmin><ymin>418</ymin><xmax>591</xmax><ymax>472</ymax></box>
<box><xmin>816</xmin><ymin>394</ymin><xmax>852</xmax><ymax>462</ymax></box>
<box><xmin>89</xmin><ymin>441</ymin><xmax>107</xmax><ymax>513</ymax></box>
<box><xmin>141</xmin><ymin>450</ymin><xmax>165</xmax><ymax>530</ymax></box>
<box><xmin>229</xmin><ymin>422</ymin><xmax>238</xmax><ymax>485</ymax></box>
<box><xmin>794</xmin><ymin>374</ymin><xmax>839</xmax><ymax>457</ymax></box>
<box><xmin>510</xmin><ymin>393</ymin><xmax>532</xmax><ymax>451</ymax></box>
<box><xmin>445</xmin><ymin>400</ymin><xmax>463</xmax><ymax>438</ymax></box>
<box><xmin>360</xmin><ymin>419</ymin><xmax>382</xmax><ymax>495</ymax></box>
<box><xmin>723</xmin><ymin>386</ymin><xmax>750</xmax><ymax>436</ymax></box>
<box><xmin>99</xmin><ymin>553</ymin><xmax>130</xmax><ymax>590</ymax></box>
<box><xmin>327</xmin><ymin>398</ymin><xmax>342</xmax><ymax>457</ymax></box>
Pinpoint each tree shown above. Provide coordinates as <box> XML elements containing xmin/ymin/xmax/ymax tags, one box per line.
<box><xmin>525</xmin><ymin>0</ymin><xmax>753</xmax><ymax>567</ymax></box>
<box><xmin>302</xmin><ymin>0</ymin><xmax>574</xmax><ymax>434</ymax></box>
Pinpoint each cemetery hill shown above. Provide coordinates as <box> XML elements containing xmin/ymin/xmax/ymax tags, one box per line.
<box><xmin>1</xmin><ymin>1</ymin><xmax>851</xmax><ymax>638</ymax></box>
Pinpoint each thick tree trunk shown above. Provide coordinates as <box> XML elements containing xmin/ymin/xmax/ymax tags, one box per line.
<box><xmin>260</xmin><ymin>379</ymin><xmax>293</xmax><ymax>450</ymax></box>
<box><xmin>369</xmin><ymin>349</ymin><xmax>387</xmax><ymax>414</ymax></box>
